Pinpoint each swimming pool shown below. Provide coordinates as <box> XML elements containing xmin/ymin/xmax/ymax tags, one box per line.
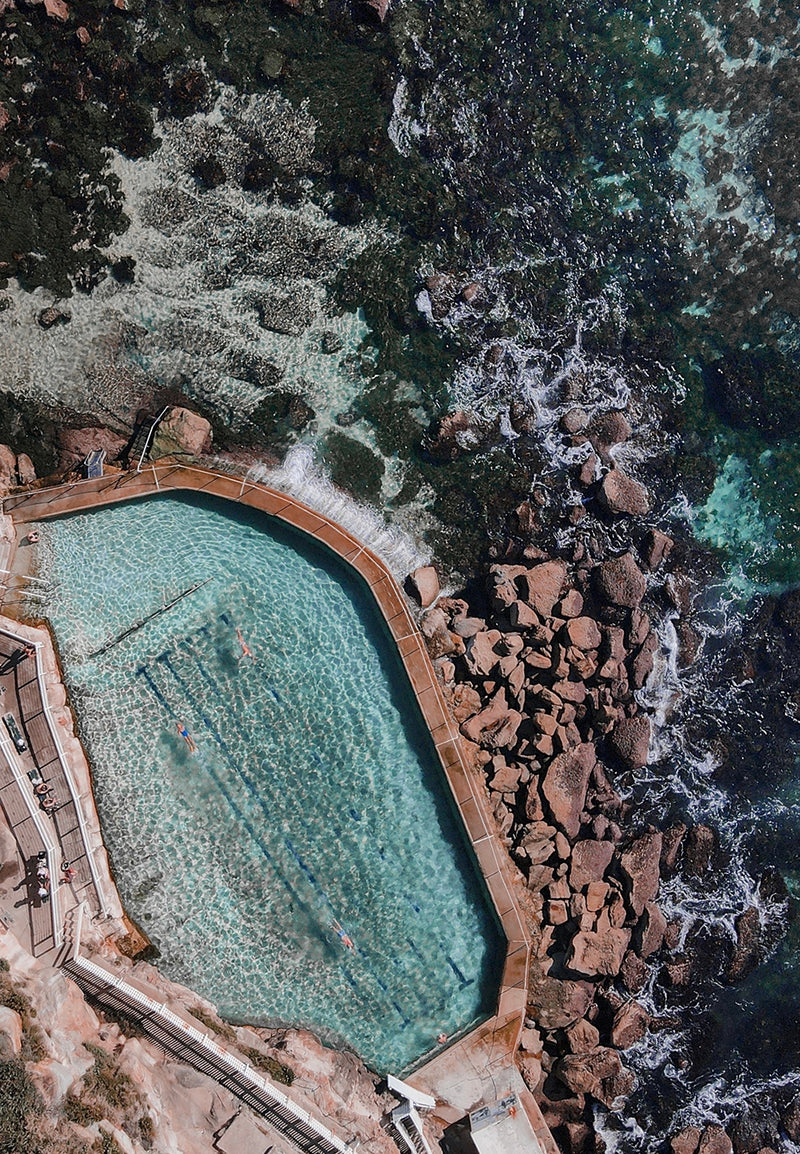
<box><xmin>37</xmin><ymin>493</ymin><xmax>504</xmax><ymax>1071</ymax></box>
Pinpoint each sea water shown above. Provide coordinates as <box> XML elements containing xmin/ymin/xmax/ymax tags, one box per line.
<box><xmin>37</xmin><ymin>493</ymin><xmax>504</xmax><ymax>1073</ymax></box>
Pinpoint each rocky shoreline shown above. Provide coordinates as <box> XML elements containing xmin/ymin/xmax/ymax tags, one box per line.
<box><xmin>412</xmin><ymin>404</ymin><xmax>798</xmax><ymax>1154</ymax></box>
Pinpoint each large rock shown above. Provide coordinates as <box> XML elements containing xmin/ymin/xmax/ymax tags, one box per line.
<box><xmin>595</xmin><ymin>553</ymin><xmax>647</xmax><ymax>609</ymax></box>
<box><xmin>465</xmin><ymin>629</ymin><xmax>503</xmax><ymax>676</ymax></box>
<box><xmin>607</xmin><ymin>715</ymin><xmax>651</xmax><ymax>770</ymax></box>
<box><xmin>408</xmin><ymin>566</ymin><xmax>439</xmax><ymax>608</ymax></box>
<box><xmin>726</xmin><ymin>906</ymin><xmax>763</xmax><ymax>983</ymax></box>
<box><xmin>643</xmin><ymin>528</ymin><xmax>674</xmax><ymax>570</ymax></box>
<box><xmin>568</xmin><ymin>927</ymin><xmax>631</xmax><ymax>977</ymax></box>
<box><xmin>564</xmin><ymin>616</ymin><xmax>602</xmax><ymax>651</ymax></box>
<box><xmin>460</xmin><ymin>689</ymin><xmax>522</xmax><ymax>749</ymax></box>
<box><xmin>0</xmin><ymin>444</ymin><xmax>16</xmax><ymax>494</ymax></box>
<box><xmin>698</xmin><ymin>1126</ymin><xmax>733</xmax><ymax>1154</ymax></box>
<box><xmin>634</xmin><ymin>902</ymin><xmax>667</xmax><ymax>958</ymax></box>
<box><xmin>564</xmin><ymin>1018</ymin><xmax>600</xmax><ymax>1054</ymax></box>
<box><xmin>15</xmin><ymin>453</ymin><xmax>35</xmax><ymax>485</ymax></box>
<box><xmin>588</xmin><ymin>410</ymin><xmax>632</xmax><ymax>460</ymax></box>
<box><xmin>527</xmin><ymin>971</ymin><xmax>595</xmax><ymax>1030</ymax></box>
<box><xmin>419</xmin><ymin>608</ymin><xmax>459</xmax><ymax>659</ymax></box>
<box><xmin>541</xmin><ymin>743</ymin><xmax>597</xmax><ymax>839</ymax></box>
<box><xmin>570</xmin><ymin>839</ymin><xmax>615</xmax><ymax>889</ymax></box>
<box><xmin>447</xmin><ymin>682</ymin><xmax>482</xmax><ymax>724</ymax></box>
<box><xmin>518</xmin><ymin>560</ymin><xmax>567</xmax><ymax>617</ymax></box>
<box><xmin>152</xmin><ymin>406</ymin><xmax>212</xmax><ymax>457</ymax></box>
<box><xmin>554</xmin><ymin>1047</ymin><xmax>633</xmax><ymax>1108</ymax></box>
<box><xmin>684</xmin><ymin>824</ymin><xmax>717</xmax><ymax>876</ymax></box>
<box><xmin>58</xmin><ymin>426</ymin><xmax>128</xmax><ymax>470</ymax></box>
<box><xmin>670</xmin><ymin>1127</ymin><xmax>702</xmax><ymax>1154</ymax></box>
<box><xmin>610</xmin><ymin>1000</ymin><xmax>649</xmax><ymax>1048</ymax></box>
<box><xmin>620</xmin><ymin>832</ymin><xmax>662</xmax><ymax>917</ymax></box>
<box><xmin>598</xmin><ymin>470</ymin><xmax>651</xmax><ymax>516</ymax></box>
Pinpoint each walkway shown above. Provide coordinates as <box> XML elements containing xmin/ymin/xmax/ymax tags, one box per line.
<box><xmin>65</xmin><ymin>912</ymin><xmax>356</xmax><ymax>1154</ymax></box>
<box><xmin>3</xmin><ymin>463</ymin><xmax>533</xmax><ymax>1123</ymax></box>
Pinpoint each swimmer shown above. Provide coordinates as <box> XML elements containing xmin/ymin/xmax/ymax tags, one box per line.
<box><xmin>436</xmin><ymin>1032</ymin><xmax>448</xmax><ymax>1045</ymax></box>
<box><xmin>26</xmin><ymin>530</ymin><xmax>39</xmax><ymax>544</ymax></box>
<box><xmin>176</xmin><ymin>721</ymin><xmax>197</xmax><ymax>752</ymax></box>
<box><xmin>236</xmin><ymin>627</ymin><xmax>254</xmax><ymax>660</ymax></box>
<box><xmin>331</xmin><ymin>918</ymin><xmax>355</xmax><ymax>952</ymax></box>
<box><xmin>61</xmin><ymin>861</ymin><xmax>76</xmax><ymax>883</ymax></box>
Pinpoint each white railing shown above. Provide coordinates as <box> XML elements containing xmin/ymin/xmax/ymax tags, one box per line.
<box><xmin>136</xmin><ymin>407</ymin><xmax>170</xmax><ymax>473</ymax></box>
<box><xmin>0</xmin><ymin>729</ymin><xmax>61</xmax><ymax>946</ymax></box>
<box><xmin>64</xmin><ymin>942</ymin><xmax>355</xmax><ymax>1154</ymax></box>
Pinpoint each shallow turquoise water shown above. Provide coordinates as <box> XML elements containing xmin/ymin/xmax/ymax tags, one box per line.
<box><xmin>38</xmin><ymin>494</ymin><xmax>503</xmax><ymax>1072</ymax></box>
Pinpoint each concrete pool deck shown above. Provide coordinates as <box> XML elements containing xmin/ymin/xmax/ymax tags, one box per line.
<box><xmin>0</xmin><ymin>461</ymin><xmax>546</xmax><ymax>1139</ymax></box>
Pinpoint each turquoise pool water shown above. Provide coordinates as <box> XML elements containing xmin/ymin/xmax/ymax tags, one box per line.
<box><xmin>37</xmin><ymin>494</ymin><xmax>503</xmax><ymax>1072</ymax></box>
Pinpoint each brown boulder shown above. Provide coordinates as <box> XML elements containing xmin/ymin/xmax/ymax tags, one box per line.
<box><xmin>642</xmin><ymin>528</ymin><xmax>674</xmax><ymax>570</ymax></box>
<box><xmin>598</xmin><ymin>469</ymin><xmax>651</xmax><ymax>516</ymax></box>
<box><xmin>0</xmin><ymin>445</ymin><xmax>16</xmax><ymax>494</ymax></box>
<box><xmin>698</xmin><ymin>1127</ymin><xmax>733</xmax><ymax>1154</ymax></box>
<box><xmin>152</xmin><ymin>406</ymin><xmax>212</xmax><ymax>457</ymax></box>
<box><xmin>570</xmin><ymin>839</ymin><xmax>615</xmax><ymax>889</ymax></box>
<box><xmin>408</xmin><ymin>565</ymin><xmax>439</xmax><ymax>608</ymax></box>
<box><xmin>460</xmin><ymin>689</ymin><xmax>521</xmax><ymax>749</ymax></box>
<box><xmin>610</xmin><ymin>1000</ymin><xmax>649</xmax><ymax>1048</ymax></box>
<box><xmin>684</xmin><ymin>824</ymin><xmax>717</xmax><ymax>876</ymax></box>
<box><xmin>419</xmin><ymin>608</ymin><xmax>459</xmax><ymax>659</ymax></box>
<box><xmin>541</xmin><ymin>743</ymin><xmax>597</xmax><ymax>839</ymax></box>
<box><xmin>58</xmin><ymin>426</ymin><xmax>127</xmax><ymax>470</ymax></box>
<box><xmin>564</xmin><ymin>616</ymin><xmax>602</xmax><ymax>650</ymax></box>
<box><xmin>630</xmin><ymin>632</ymin><xmax>659</xmax><ymax>689</ymax></box>
<box><xmin>527</xmin><ymin>971</ymin><xmax>595</xmax><ymax>1030</ymax></box>
<box><xmin>15</xmin><ymin>453</ymin><xmax>35</xmax><ymax>485</ymax></box>
<box><xmin>670</xmin><ymin>1127</ymin><xmax>702</xmax><ymax>1154</ymax></box>
<box><xmin>634</xmin><ymin>902</ymin><xmax>667</xmax><ymax>958</ymax></box>
<box><xmin>518</xmin><ymin>560</ymin><xmax>567</xmax><ymax>617</ymax></box>
<box><xmin>607</xmin><ymin>715</ymin><xmax>651</xmax><ymax>770</ymax></box>
<box><xmin>557</xmin><ymin>589</ymin><xmax>585</xmax><ymax>618</ymax></box>
<box><xmin>447</xmin><ymin>683</ymin><xmax>482</xmax><ymax>724</ymax></box>
<box><xmin>564</xmin><ymin>1017</ymin><xmax>600</xmax><ymax>1054</ymax></box>
<box><xmin>588</xmin><ymin>410</ymin><xmax>632</xmax><ymax>458</ymax></box>
<box><xmin>561</xmin><ymin>407</ymin><xmax>589</xmax><ymax>434</ymax></box>
<box><xmin>620</xmin><ymin>950</ymin><xmax>648</xmax><ymax>993</ymax></box>
<box><xmin>554</xmin><ymin>1047</ymin><xmax>621</xmax><ymax>1096</ymax></box>
<box><xmin>620</xmin><ymin>832</ymin><xmax>662</xmax><ymax>917</ymax></box>
<box><xmin>661</xmin><ymin>823</ymin><xmax>687</xmax><ymax>875</ymax></box>
<box><xmin>596</xmin><ymin>553</ymin><xmax>647</xmax><ymax>609</ymax></box>
<box><xmin>568</xmin><ymin>927</ymin><xmax>631</xmax><ymax>977</ymax></box>
<box><xmin>726</xmin><ymin>906</ymin><xmax>763</xmax><ymax>983</ymax></box>
<box><xmin>465</xmin><ymin>629</ymin><xmax>503</xmax><ymax>676</ymax></box>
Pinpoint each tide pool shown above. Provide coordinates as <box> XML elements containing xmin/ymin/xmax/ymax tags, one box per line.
<box><xmin>37</xmin><ymin>493</ymin><xmax>503</xmax><ymax>1072</ymax></box>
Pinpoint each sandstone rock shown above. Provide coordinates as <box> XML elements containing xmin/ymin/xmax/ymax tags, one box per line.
<box><xmin>15</xmin><ymin>453</ymin><xmax>35</xmax><ymax>485</ymax></box>
<box><xmin>554</xmin><ymin>1047</ymin><xmax>621</xmax><ymax>1096</ymax></box>
<box><xmin>153</xmin><ymin>407</ymin><xmax>212</xmax><ymax>457</ymax></box>
<box><xmin>557</xmin><ymin>590</ymin><xmax>585</xmax><ymax>618</ymax></box>
<box><xmin>451</xmin><ymin>616</ymin><xmax>486</xmax><ymax>638</ymax></box>
<box><xmin>607</xmin><ymin>715</ymin><xmax>651</xmax><ymax>770</ymax></box>
<box><xmin>58</xmin><ymin>426</ymin><xmax>128</xmax><ymax>471</ymax></box>
<box><xmin>38</xmin><ymin>306</ymin><xmax>71</xmax><ymax>328</ymax></box>
<box><xmin>44</xmin><ymin>0</ymin><xmax>69</xmax><ymax>21</ymax></box>
<box><xmin>726</xmin><ymin>906</ymin><xmax>763</xmax><ymax>983</ymax></box>
<box><xmin>519</xmin><ymin>560</ymin><xmax>567</xmax><ymax>617</ymax></box>
<box><xmin>568</xmin><ymin>927</ymin><xmax>631</xmax><ymax>977</ymax></box>
<box><xmin>598</xmin><ymin>469</ymin><xmax>651</xmax><ymax>516</ymax></box>
<box><xmin>447</xmin><ymin>682</ymin><xmax>482</xmax><ymax>724</ymax></box>
<box><xmin>698</xmin><ymin>1126</ymin><xmax>733</xmax><ymax>1154</ymax></box>
<box><xmin>565</xmin><ymin>1017</ymin><xmax>600</xmax><ymax>1054</ymax></box>
<box><xmin>588</xmin><ymin>410</ymin><xmax>632</xmax><ymax>460</ymax></box>
<box><xmin>0</xmin><ymin>444</ymin><xmax>17</xmax><ymax>494</ymax></box>
<box><xmin>585</xmin><ymin>881</ymin><xmax>609</xmax><ymax>912</ymax></box>
<box><xmin>541</xmin><ymin>743</ymin><xmax>597</xmax><ymax>839</ymax></box>
<box><xmin>570</xmin><ymin>839</ymin><xmax>615</xmax><ymax>889</ymax></box>
<box><xmin>643</xmin><ymin>528</ymin><xmax>674</xmax><ymax>570</ymax></box>
<box><xmin>561</xmin><ymin>407</ymin><xmax>589</xmax><ymax>434</ymax></box>
<box><xmin>635</xmin><ymin>902</ymin><xmax>667</xmax><ymax>958</ymax></box>
<box><xmin>620</xmin><ymin>950</ymin><xmax>648</xmax><ymax>993</ymax></box>
<box><xmin>465</xmin><ymin>629</ymin><xmax>503</xmax><ymax>676</ymax></box>
<box><xmin>460</xmin><ymin>689</ymin><xmax>522</xmax><ymax>749</ymax></box>
<box><xmin>628</xmin><ymin>607</ymin><xmax>651</xmax><ymax>648</ymax></box>
<box><xmin>578</xmin><ymin>454</ymin><xmax>598</xmax><ymax>487</ymax></box>
<box><xmin>596</xmin><ymin>553</ymin><xmax>647</xmax><ymax>609</ymax></box>
<box><xmin>620</xmin><ymin>832</ymin><xmax>662</xmax><ymax>917</ymax></box>
<box><xmin>670</xmin><ymin>1127</ymin><xmax>702</xmax><ymax>1154</ymax></box>
<box><xmin>509</xmin><ymin>600</ymin><xmax>542</xmax><ymax>629</ymax></box>
<box><xmin>564</xmin><ymin>616</ymin><xmax>602</xmax><ymax>651</ymax></box>
<box><xmin>610</xmin><ymin>1000</ymin><xmax>649</xmax><ymax>1048</ymax></box>
<box><xmin>527</xmin><ymin>972</ymin><xmax>595</xmax><ymax>1030</ymax></box>
<box><xmin>630</xmin><ymin>632</ymin><xmax>659</xmax><ymax>689</ymax></box>
<box><xmin>684</xmin><ymin>824</ymin><xmax>717</xmax><ymax>876</ymax></box>
<box><xmin>408</xmin><ymin>566</ymin><xmax>439</xmax><ymax>608</ymax></box>
<box><xmin>661</xmin><ymin>823</ymin><xmax>687</xmax><ymax>875</ymax></box>
<box><xmin>420</xmin><ymin>608</ymin><xmax>459</xmax><ymax>659</ymax></box>
<box><xmin>0</xmin><ymin>1006</ymin><xmax>22</xmax><ymax>1057</ymax></box>
<box><xmin>490</xmin><ymin>760</ymin><xmax>522</xmax><ymax>795</ymax></box>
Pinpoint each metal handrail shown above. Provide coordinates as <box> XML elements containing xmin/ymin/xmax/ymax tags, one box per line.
<box><xmin>135</xmin><ymin>407</ymin><xmax>169</xmax><ymax>473</ymax></box>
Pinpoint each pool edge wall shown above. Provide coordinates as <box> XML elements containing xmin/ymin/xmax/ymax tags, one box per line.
<box><xmin>2</xmin><ymin>463</ymin><xmax>531</xmax><ymax>1077</ymax></box>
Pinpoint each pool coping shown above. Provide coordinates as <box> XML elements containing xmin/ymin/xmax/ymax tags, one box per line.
<box><xmin>2</xmin><ymin>462</ymin><xmax>533</xmax><ymax>1106</ymax></box>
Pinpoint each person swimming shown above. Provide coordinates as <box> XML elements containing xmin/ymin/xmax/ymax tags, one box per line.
<box><xmin>331</xmin><ymin>918</ymin><xmax>355</xmax><ymax>952</ymax></box>
<box><xmin>236</xmin><ymin>627</ymin><xmax>254</xmax><ymax>660</ymax></box>
<box><xmin>176</xmin><ymin>721</ymin><xmax>197</xmax><ymax>752</ymax></box>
